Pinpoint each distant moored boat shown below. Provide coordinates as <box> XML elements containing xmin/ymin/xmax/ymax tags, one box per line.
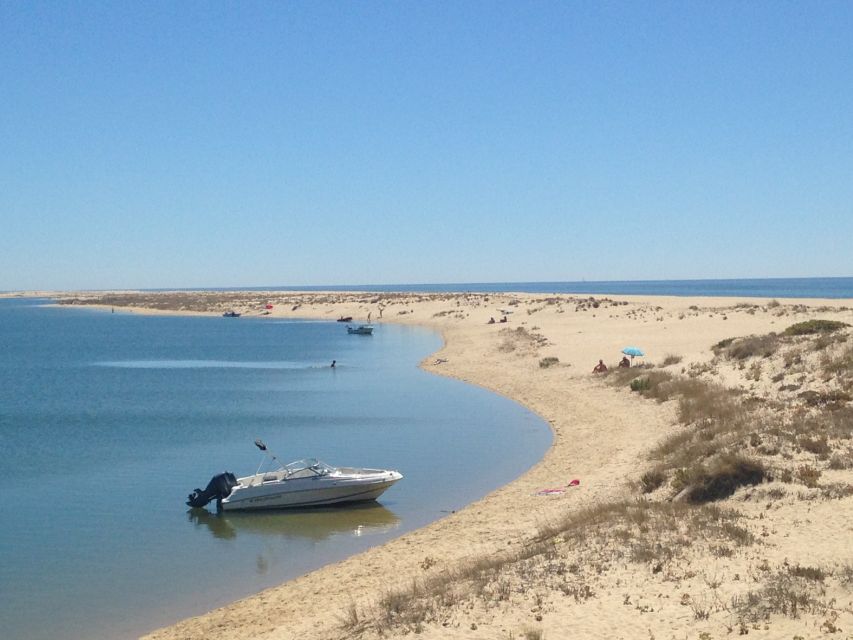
<box><xmin>222</xmin><ymin>311</ymin><xmax>241</xmax><ymax>318</ymax></box>
<box><xmin>347</xmin><ymin>325</ymin><xmax>373</xmax><ymax>335</ymax></box>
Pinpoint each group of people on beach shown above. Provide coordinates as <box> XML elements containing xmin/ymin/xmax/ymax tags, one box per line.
<box><xmin>593</xmin><ymin>356</ymin><xmax>630</xmax><ymax>373</ymax></box>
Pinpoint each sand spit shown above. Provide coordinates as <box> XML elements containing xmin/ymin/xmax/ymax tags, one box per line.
<box><xmin>56</xmin><ymin>291</ymin><xmax>853</xmax><ymax>640</ymax></box>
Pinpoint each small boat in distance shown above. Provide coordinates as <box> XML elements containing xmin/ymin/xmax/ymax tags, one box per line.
<box><xmin>336</xmin><ymin>315</ymin><xmax>353</xmax><ymax>322</ymax></box>
<box><xmin>222</xmin><ymin>310</ymin><xmax>241</xmax><ymax>318</ymax></box>
<box><xmin>347</xmin><ymin>325</ymin><xmax>373</xmax><ymax>335</ymax></box>
<box><xmin>187</xmin><ymin>440</ymin><xmax>403</xmax><ymax>511</ymax></box>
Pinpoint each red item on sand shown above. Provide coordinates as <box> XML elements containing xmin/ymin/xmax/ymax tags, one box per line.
<box><xmin>568</xmin><ymin>479</ymin><xmax>580</xmax><ymax>487</ymax></box>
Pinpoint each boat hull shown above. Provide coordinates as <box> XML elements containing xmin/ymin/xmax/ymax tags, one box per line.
<box><xmin>347</xmin><ymin>325</ymin><xmax>373</xmax><ymax>335</ymax></box>
<box><xmin>221</xmin><ymin>470</ymin><xmax>402</xmax><ymax>511</ymax></box>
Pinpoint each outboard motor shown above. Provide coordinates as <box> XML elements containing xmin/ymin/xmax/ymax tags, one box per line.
<box><xmin>186</xmin><ymin>472</ymin><xmax>239</xmax><ymax>509</ymax></box>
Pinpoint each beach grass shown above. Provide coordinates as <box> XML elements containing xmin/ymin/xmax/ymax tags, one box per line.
<box><xmin>342</xmin><ymin>325</ymin><xmax>853</xmax><ymax>637</ymax></box>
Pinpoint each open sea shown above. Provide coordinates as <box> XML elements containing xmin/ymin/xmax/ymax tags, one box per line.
<box><xmin>166</xmin><ymin>277</ymin><xmax>853</xmax><ymax>299</ymax></box>
<box><xmin>0</xmin><ymin>299</ymin><xmax>551</xmax><ymax>640</ymax></box>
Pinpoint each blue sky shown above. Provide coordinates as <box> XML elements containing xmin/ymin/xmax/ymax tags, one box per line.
<box><xmin>2</xmin><ymin>1</ymin><xmax>851</xmax><ymax>290</ymax></box>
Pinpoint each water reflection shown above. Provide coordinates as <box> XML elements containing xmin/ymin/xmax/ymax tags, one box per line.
<box><xmin>189</xmin><ymin>503</ymin><xmax>401</xmax><ymax>542</ymax></box>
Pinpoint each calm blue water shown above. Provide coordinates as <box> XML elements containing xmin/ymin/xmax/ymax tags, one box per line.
<box><xmin>135</xmin><ymin>276</ymin><xmax>853</xmax><ymax>299</ymax></box>
<box><xmin>0</xmin><ymin>299</ymin><xmax>551</xmax><ymax>640</ymax></box>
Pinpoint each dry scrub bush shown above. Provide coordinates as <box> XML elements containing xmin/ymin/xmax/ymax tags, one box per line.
<box><xmin>604</xmin><ymin>366</ymin><xmax>653</xmax><ymax>387</ymax></box>
<box><xmin>799</xmin><ymin>389</ymin><xmax>851</xmax><ymax>409</ymax></box>
<box><xmin>828</xmin><ymin>452</ymin><xmax>852</xmax><ymax>469</ymax></box>
<box><xmin>682</xmin><ymin>454</ymin><xmax>767</xmax><ymax>504</ymax></box>
<box><xmin>733</xmin><ymin>568</ymin><xmax>835</xmax><ymax>623</ymax></box>
<box><xmin>675</xmin><ymin>381</ymin><xmax>742</xmax><ymax>425</ymax></box>
<box><xmin>798</xmin><ymin>435</ymin><xmax>830</xmax><ymax>456</ymax></box>
<box><xmin>639</xmin><ymin>469</ymin><xmax>666</xmax><ymax>493</ymax></box>
<box><xmin>497</xmin><ymin>327</ymin><xmax>547</xmax><ymax>354</ymax></box>
<box><xmin>713</xmin><ymin>334</ymin><xmax>780</xmax><ymax>360</ymax></box>
<box><xmin>822</xmin><ymin>343</ymin><xmax>853</xmax><ymax>390</ymax></box>
<box><xmin>619</xmin><ymin>327</ymin><xmax>851</xmax><ymax>504</ymax></box>
<box><xmin>350</xmin><ymin>502</ymin><xmax>754</xmax><ymax>636</ymax></box>
<box><xmin>612</xmin><ymin>355</ymin><xmax>801</xmax><ymax>504</ymax></box>
<box><xmin>788</xmin><ymin>565</ymin><xmax>827</xmax><ymax>581</ymax></box>
<box><xmin>796</xmin><ymin>465</ymin><xmax>821</xmax><ymax>488</ymax></box>
<box><xmin>794</xmin><ymin>408</ymin><xmax>853</xmax><ymax>442</ymax></box>
<box><xmin>576</xmin><ymin>327</ymin><xmax>853</xmax><ymax>632</ymax></box>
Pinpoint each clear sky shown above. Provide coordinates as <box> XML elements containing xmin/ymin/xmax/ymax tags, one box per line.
<box><xmin>2</xmin><ymin>1</ymin><xmax>852</xmax><ymax>290</ymax></box>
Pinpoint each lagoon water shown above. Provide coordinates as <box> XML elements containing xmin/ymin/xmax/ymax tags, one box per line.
<box><xmin>0</xmin><ymin>299</ymin><xmax>551</xmax><ymax>640</ymax></box>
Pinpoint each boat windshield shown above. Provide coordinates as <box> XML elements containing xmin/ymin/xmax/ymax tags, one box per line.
<box><xmin>281</xmin><ymin>458</ymin><xmax>335</xmax><ymax>476</ymax></box>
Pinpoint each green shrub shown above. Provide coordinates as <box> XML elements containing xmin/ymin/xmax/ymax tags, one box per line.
<box><xmin>624</xmin><ymin>371</ymin><xmax>674</xmax><ymax>397</ymax></box>
<box><xmin>630</xmin><ymin>377</ymin><xmax>651</xmax><ymax>392</ymax></box>
<box><xmin>784</xmin><ymin>319</ymin><xmax>849</xmax><ymax>336</ymax></box>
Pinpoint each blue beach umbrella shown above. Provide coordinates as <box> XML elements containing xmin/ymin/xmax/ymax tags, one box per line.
<box><xmin>622</xmin><ymin>346</ymin><xmax>645</xmax><ymax>358</ymax></box>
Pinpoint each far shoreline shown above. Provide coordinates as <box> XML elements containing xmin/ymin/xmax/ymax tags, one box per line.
<box><xmin>3</xmin><ymin>274</ymin><xmax>853</xmax><ymax>302</ymax></box>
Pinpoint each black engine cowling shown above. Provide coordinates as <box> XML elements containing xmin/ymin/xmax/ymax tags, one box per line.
<box><xmin>186</xmin><ymin>472</ymin><xmax>238</xmax><ymax>508</ymax></box>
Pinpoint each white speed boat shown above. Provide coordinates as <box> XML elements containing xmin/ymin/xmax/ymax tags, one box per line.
<box><xmin>187</xmin><ymin>441</ymin><xmax>402</xmax><ymax>511</ymax></box>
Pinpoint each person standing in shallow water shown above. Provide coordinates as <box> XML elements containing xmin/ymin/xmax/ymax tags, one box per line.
<box><xmin>330</xmin><ymin>360</ymin><xmax>336</xmax><ymax>368</ymax></box>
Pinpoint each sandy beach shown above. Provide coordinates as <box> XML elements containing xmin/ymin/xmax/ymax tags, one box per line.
<box><xmin>51</xmin><ymin>290</ymin><xmax>853</xmax><ymax>639</ymax></box>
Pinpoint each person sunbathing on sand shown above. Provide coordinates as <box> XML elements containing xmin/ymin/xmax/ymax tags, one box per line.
<box><xmin>593</xmin><ymin>359</ymin><xmax>608</xmax><ymax>373</ymax></box>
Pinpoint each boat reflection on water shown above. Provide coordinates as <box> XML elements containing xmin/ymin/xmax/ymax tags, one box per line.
<box><xmin>189</xmin><ymin>502</ymin><xmax>401</xmax><ymax>542</ymax></box>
